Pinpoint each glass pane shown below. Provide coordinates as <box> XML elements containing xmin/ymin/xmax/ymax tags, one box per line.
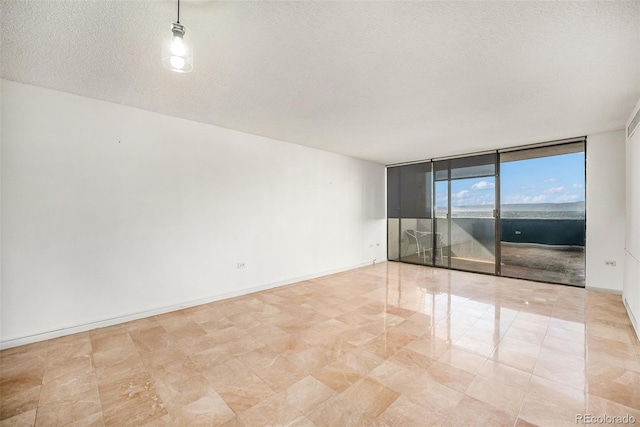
<box><xmin>388</xmin><ymin>162</ymin><xmax>433</xmax><ymax>265</ymax></box>
<box><xmin>450</xmin><ymin>153</ymin><xmax>497</xmax><ymax>180</ymax></box>
<box><xmin>400</xmin><ymin>218</ymin><xmax>434</xmax><ymax>265</ymax></box>
<box><xmin>434</xmin><ymin>160</ymin><xmax>449</xmax><ymax>182</ymax></box>
<box><xmin>387</xmin><ymin>167</ymin><xmax>401</xmax><ymax>218</ymax></box>
<box><xmin>434</xmin><ymin>181</ymin><xmax>449</xmax><ymax>267</ymax></box>
<box><xmin>500</xmin><ymin>149</ymin><xmax>586</xmax><ymax>286</ymax></box>
<box><xmin>400</xmin><ymin>163</ymin><xmax>432</xmax><ymax>219</ymax></box>
<box><xmin>449</xmin><ymin>177</ymin><xmax>496</xmax><ymax>274</ymax></box>
<box><xmin>387</xmin><ymin>218</ymin><xmax>400</xmax><ymax>261</ymax></box>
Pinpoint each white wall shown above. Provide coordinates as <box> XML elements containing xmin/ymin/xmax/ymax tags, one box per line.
<box><xmin>585</xmin><ymin>130</ymin><xmax>627</xmax><ymax>293</ymax></box>
<box><xmin>0</xmin><ymin>80</ymin><xmax>3</xmax><ymax>343</ymax></box>
<box><xmin>623</xmin><ymin>99</ymin><xmax>640</xmax><ymax>339</ymax></box>
<box><xmin>0</xmin><ymin>80</ymin><xmax>387</xmax><ymax>348</ymax></box>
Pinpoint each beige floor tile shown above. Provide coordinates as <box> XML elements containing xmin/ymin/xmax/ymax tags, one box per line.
<box><xmin>0</xmin><ymin>368</ymin><xmax>44</xmax><ymax>399</ymax></box>
<box><xmin>424</xmin><ymin>360</ymin><xmax>476</xmax><ymax>392</ymax></box>
<box><xmin>341</xmin><ymin>377</ymin><xmax>399</xmax><ymax>417</ymax></box>
<box><xmin>95</xmin><ymin>357</ymin><xmax>147</xmax><ymax>385</ymax></box>
<box><xmin>388</xmin><ymin>347</ymin><xmax>434</xmax><ymax>370</ymax></box>
<box><xmin>465</xmin><ymin>375</ymin><xmax>526</xmax><ymax>417</ymax></box>
<box><xmin>39</xmin><ymin>371</ymin><xmax>99</xmax><ymax>407</ymax></box>
<box><xmin>542</xmin><ymin>334</ymin><xmax>585</xmax><ymax>357</ymax></box>
<box><xmin>154</xmin><ymin>374</ymin><xmax>232</xmax><ymax>425</ymax></box>
<box><xmin>490</xmin><ymin>337</ymin><xmax>541</xmax><ymax>373</ymax></box>
<box><xmin>518</xmin><ymin>395</ymin><xmax>581</xmax><ymax>427</ymax></box>
<box><xmin>0</xmin><ymin>409</ymin><xmax>37</xmax><ymax>427</ymax></box>
<box><xmin>405</xmin><ymin>335</ymin><xmax>451</xmax><ymax>359</ymax></box>
<box><xmin>147</xmin><ymin>357</ymin><xmax>200</xmax><ymax>386</ymax></box>
<box><xmin>281</xmin><ymin>375</ymin><xmax>336</xmax><ymax>416</ymax></box>
<box><xmin>587</xmin><ymin>363</ymin><xmax>640</xmax><ymax>410</ymax></box>
<box><xmin>586</xmin><ymin>393</ymin><xmax>640</xmax><ymax>421</ymax></box>
<box><xmin>337</xmin><ymin>347</ymin><xmax>385</xmax><ymax>376</ymax></box>
<box><xmin>200</xmin><ymin>357</ymin><xmax>250</xmax><ymax>390</ymax></box>
<box><xmin>443</xmin><ymin>395</ymin><xmax>516</xmax><ymax>427</ymax></box>
<box><xmin>46</xmin><ymin>338</ymin><xmax>92</xmax><ymax>367</ymax></box>
<box><xmin>514</xmin><ymin>418</ymin><xmax>537</xmax><ymax>427</ymax></box>
<box><xmin>452</xmin><ymin>335</ymin><xmax>496</xmax><ymax>358</ymax></box>
<box><xmin>215</xmin><ymin>372</ymin><xmax>275</xmax><ymax>414</ymax></box>
<box><xmin>237</xmin><ymin>393</ymin><xmax>304</xmax><ymax>427</ymax></box>
<box><xmin>187</xmin><ymin>344</ymin><xmax>231</xmax><ymax>372</ymax></box>
<box><xmin>533</xmin><ymin>347</ymin><xmax>586</xmax><ymax>390</ymax></box>
<box><xmin>101</xmin><ymin>379</ymin><xmax>167</xmax><ymax>427</ymax></box>
<box><xmin>0</xmin><ymin>386</ymin><xmax>41</xmax><ymax>421</ymax></box>
<box><xmin>266</xmin><ymin>334</ymin><xmax>310</xmax><ymax>357</ymax></box>
<box><xmin>478</xmin><ymin>359</ymin><xmax>531</xmax><ymax>390</ymax></box>
<box><xmin>246</xmin><ymin>354</ymin><xmax>306</xmax><ymax>392</ymax></box>
<box><xmin>361</xmin><ymin>330</ymin><xmax>417</xmax><ymax>359</ymax></box>
<box><xmin>437</xmin><ymin>347</ymin><xmax>487</xmax><ymax>375</ymax></box>
<box><xmin>308</xmin><ymin>394</ymin><xmax>388</xmax><ymax>427</ymax></box>
<box><xmin>397</xmin><ymin>372</ymin><xmax>464</xmax><ymax>413</ymax></box>
<box><xmin>370</xmin><ymin>360</ymin><xmax>425</xmax><ymax>393</ymax></box>
<box><xmin>525</xmin><ymin>375</ymin><xmax>586</xmax><ymax>414</ymax></box>
<box><xmin>378</xmin><ymin>395</ymin><xmax>446</xmax><ymax>427</ymax></box>
<box><xmin>34</xmin><ymin>391</ymin><xmax>102</xmax><ymax>427</ymax></box>
<box><xmin>93</xmin><ymin>342</ymin><xmax>140</xmax><ymax>367</ymax></box>
<box><xmin>90</xmin><ymin>330</ymin><xmax>132</xmax><ymax>353</ymax></box>
<box><xmin>311</xmin><ymin>360</ymin><xmax>364</xmax><ymax>392</ymax></box>
<box><xmin>2</xmin><ymin>262</ymin><xmax>639</xmax><ymax>426</ymax></box>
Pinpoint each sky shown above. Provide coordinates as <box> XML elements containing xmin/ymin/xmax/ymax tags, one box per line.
<box><xmin>435</xmin><ymin>152</ymin><xmax>586</xmax><ymax>207</ymax></box>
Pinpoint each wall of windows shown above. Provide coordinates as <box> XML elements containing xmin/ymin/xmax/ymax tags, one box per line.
<box><xmin>387</xmin><ymin>139</ymin><xmax>586</xmax><ymax>287</ymax></box>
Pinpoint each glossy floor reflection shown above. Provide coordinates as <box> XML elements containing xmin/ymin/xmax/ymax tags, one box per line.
<box><xmin>1</xmin><ymin>262</ymin><xmax>639</xmax><ymax>426</ymax></box>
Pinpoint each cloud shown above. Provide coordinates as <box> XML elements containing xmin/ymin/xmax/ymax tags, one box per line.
<box><xmin>526</xmin><ymin>195</ymin><xmax>547</xmax><ymax>203</ymax></box>
<box><xmin>544</xmin><ymin>178</ymin><xmax>558</xmax><ymax>183</ymax></box>
<box><xmin>471</xmin><ymin>180</ymin><xmax>495</xmax><ymax>190</ymax></box>
<box><xmin>554</xmin><ymin>194</ymin><xmax>580</xmax><ymax>202</ymax></box>
<box><xmin>545</xmin><ymin>186</ymin><xmax>564</xmax><ymax>194</ymax></box>
<box><xmin>572</xmin><ymin>183</ymin><xmax>583</xmax><ymax>189</ymax></box>
<box><xmin>451</xmin><ymin>189</ymin><xmax>492</xmax><ymax>206</ymax></box>
<box><xmin>508</xmin><ymin>194</ymin><xmax>547</xmax><ymax>204</ymax></box>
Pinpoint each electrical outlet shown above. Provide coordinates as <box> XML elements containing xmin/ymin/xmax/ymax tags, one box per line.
<box><xmin>604</xmin><ymin>260</ymin><xmax>616</xmax><ymax>267</ymax></box>
<box><xmin>237</xmin><ymin>262</ymin><xmax>245</xmax><ymax>269</ymax></box>
<box><xmin>376</xmin><ymin>243</ymin><xmax>380</xmax><ymax>246</ymax></box>
<box><xmin>369</xmin><ymin>244</ymin><xmax>374</xmax><ymax>248</ymax></box>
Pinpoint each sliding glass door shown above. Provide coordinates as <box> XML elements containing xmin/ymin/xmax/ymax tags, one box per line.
<box><xmin>387</xmin><ymin>162</ymin><xmax>433</xmax><ymax>266</ymax></box>
<box><xmin>434</xmin><ymin>154</ymin><xmax>498</xmax><ymax>274</ymax></box>
<box><xmin>499</xmin><ymin>142</ymin><xmax>585</xmax><ymax>286</ymax></box>
<box><xmin>434</xmin><ymin>180</ymin><xmax>449</xmax><ymax>268</ymax></box>
<box><xmin>387</xmin><ymin>139</ymin><xmax>586</xmax><ymax>287</ymax></box>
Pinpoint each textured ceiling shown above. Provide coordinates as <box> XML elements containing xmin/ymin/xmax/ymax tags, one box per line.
<box><xmin>1</xmin><ymin>1</ymin><xmax>639</xmax><ymax>164</ymax></box>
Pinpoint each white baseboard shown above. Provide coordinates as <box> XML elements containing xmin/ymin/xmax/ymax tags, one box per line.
<box><xmin>585</xmin><ymin>286</ymin><xmax>623</xmax><ymax>295</ymax></box>
<box><xmin>0</xmin><ymin>261</ymin><xmax>372</xmax><ymax>350</ymax></box>
<box><xmin>624</xmin><ymin>297</ymin><xmax>640</xmax><ymax>343</ymax></box>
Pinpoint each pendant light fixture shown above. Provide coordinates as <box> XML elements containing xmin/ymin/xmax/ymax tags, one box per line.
<box><xmin>162</xmin><ymin>0</ymin><xmax>193</xmax><ymax>73</ymax></box>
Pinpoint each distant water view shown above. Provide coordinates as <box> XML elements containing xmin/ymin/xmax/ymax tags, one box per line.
<box><xmin>500</xmin><ymin>201</ymin><xmax>585</xmax><ymax>219</ymax></box>
<box><xmin>436</xmin><ymin>201</ymin><xmax>585</xmax><ymax>219</ymax></box>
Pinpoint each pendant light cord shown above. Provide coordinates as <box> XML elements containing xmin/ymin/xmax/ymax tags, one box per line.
<box><xmin>177</xmin><ymin>0</ymin><xmax>180</xmax><ymax>23</ymax></box>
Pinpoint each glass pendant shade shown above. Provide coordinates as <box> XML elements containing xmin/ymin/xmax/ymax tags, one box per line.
<box><xmin>162</xmin><ymin>23</ymin><xmax>193</xmax><ymax>73</ymax></box>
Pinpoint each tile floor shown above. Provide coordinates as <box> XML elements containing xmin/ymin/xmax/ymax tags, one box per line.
<box><xmin>1</xmin><ymin>262</ymin><xmax>639</xmax><ymax>426</ymax></box>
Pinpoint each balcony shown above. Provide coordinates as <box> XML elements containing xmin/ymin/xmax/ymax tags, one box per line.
<box><xmin>389</xmin><ymin>217</ymin><xmax>585</xmax><ymax>287</ymax></box>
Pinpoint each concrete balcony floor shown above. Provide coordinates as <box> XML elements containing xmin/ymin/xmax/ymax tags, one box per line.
<box><xmin>396</xmin><ymin>243</ymin><xmax>585</xmax><ymax>287</ymax></box>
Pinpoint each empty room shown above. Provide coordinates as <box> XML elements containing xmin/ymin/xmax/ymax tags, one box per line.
<box><xmin>1</xmin><ymin>1</ymin><xmax>639</xmax><ymax>426</ymax></box>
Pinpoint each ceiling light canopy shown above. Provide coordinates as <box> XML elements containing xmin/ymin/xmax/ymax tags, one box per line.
<box><xmin>162</xmin><ymin>0</ymin><xmax>193</xmax><ymax>73</ymax></box>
